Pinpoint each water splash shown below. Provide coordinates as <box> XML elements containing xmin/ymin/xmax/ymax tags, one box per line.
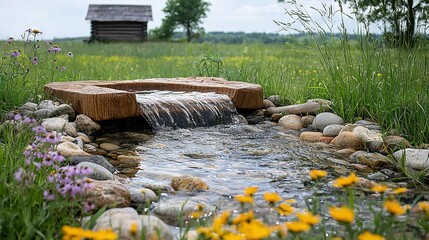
<box><xmin>136</xmin><ymin>91</ymin><xmax>237</xmax><ymax>130</ymax></box>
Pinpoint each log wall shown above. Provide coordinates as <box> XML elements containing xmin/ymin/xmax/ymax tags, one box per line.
<box><xmin>90</xmin><ymin>21</ymin><xmax>148</xmax><ymax>42</ymax></box>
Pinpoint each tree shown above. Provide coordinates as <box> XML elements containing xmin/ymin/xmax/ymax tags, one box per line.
<box><xmin>156</xmin><ymin>0</ymin><xmax>211</xmax><ymax>42</ymax></box>
<box><xmin>339</xmin><ymin>0</ymin><xmax>429</xmax><ymax>47</ymax></box>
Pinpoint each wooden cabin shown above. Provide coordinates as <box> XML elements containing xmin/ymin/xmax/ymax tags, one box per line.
<box><xmin>85</xmin><ymin>4</ymin><xmax>153</xmax><ymax>42</ymax></box>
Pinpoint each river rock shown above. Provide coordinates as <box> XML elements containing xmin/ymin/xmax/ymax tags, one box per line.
<box><xmin>76</xmin><ymin>132</ymin><xmax>92</xmax><ymax>143</ymax></box>
<box><xmin>334</xmin><ymin>148</ymin><xmax>356</xmax><ymax>157</ymax></box>
<box><xmin>128</xmin><ymin>187</ymin><xmax>158</xmax><ymax>208</ymax></box>
<box><xmin>352</xmin><ymin>126</ymin><xmax>383</xmax><ymax>152</ymax></box>
<box><xmin>319</xmin><ymin>136</ymin><xmax>334</xmax><ymax>144</ymax></box>
<box><xmin>267</xmin><ymin>95</ymin><xmax>282</xmax><ymax>106</ymax></box>
<box><xmin>91</xmin><ymin>207</ymin><xmax>173</xmax><ymax>240</ymax></box>
<box><xmin>42</xmin><ymin>117</ymin><xmax>77</xmax><ymax>137</ymax></box>
<box><xmin>170</xmin><ymin>175</ymin><xmax>209</xmax><ymax>192</ymax></box>
<box><xmin>100</xmin><ymin>143</ymin><xmax>121</xmax><ymax>151</ymax></box>
<box><xmin>271</xmin><ymin>113</ymin><xmax>282</xmax><ymax>122</ymax></box>
<box><xmin>86</xmin><ymin>180</ymin><xmax>131</xmax><ymax>210</ymax></box>
<box><xmin>331</xmin><ymin>131</ymin><xmax>364</xmax><ymax>150</ymax></box>
<box><xmin>301</xmin><ymin>115</ymin><xmax>315</xmax><ymax>128</ymax></box>
<box><xmin>37</xmin><ymin>100</ymin><xmax>56</xmax><ymax>110</ymax></box>
<box><xmin>57</xmin><ymin>141</ymin><xmax>90</xmax><ymax>157</ymax></box>
<box><xmin>245</xmin><ymin>115</ymin><xmax>264</xmax><ymax>125</ymax></box>
<box><xmin>323</xmin><ymin>124</ymin><xmax>343</xmax><ymax>137</ymax></box>
<box><xmin>299</xmin><ymin>132</ymin><xmax>323</xmax><ymax>143</ymax></box>
<box><xmin>19</xmin><ymin>102</ymin><xmax>37</xmax><ymax>111</ymax></box>
<box><xmin>278</xmin><ymin>114</ymin><xmax>303</xmax><ymax>130</ymax></box>
<box><xmin>49</xmin><ymin>104</ymin><xmax>75</xmax><ymax>121</ymax></box>
<box><xmin>265</xmin><ymin>101</ymin><xmax>330</xmax><ymax>116</ymax></box>
<box><xmin>367</xmin><ymin>172</ymin><xmax>388</xmax><ymax>181</ymax></box>
<box><xmin>263</xmin><ymin>99</ymin><xmax>276</xmax><ymax>108</ymax></box>
<box><xmin>77</xmin><ymin>162</ymin><xmax>114</xmax><ymax>180</ymax></box>
<box><xmin>313</xmin><ymin>112</ymin><xmax>344</xmax><ymax>131</ymax></box>
<box><xmin>340</xmin><ymin>124</ymin><xmax>360</xmax><ymax>133</ymax></box>
<box><xmin>393</xmin><ymin>148</ymin><xmax>429</xmax><ymax>170</ymax></box>
<box><xmin>383</xmin><ymin>135</ymin><xmax>411</xmax><ymax>153</ymax></box>
<box><xmin>115</xmin><ymin>155</ymin><xmax>143</xmax><ymax>167</ymax></box>
<box><xmin>351</xmin><ymin>151</ymin><xmax>390</xmax><ymax>168</ymax></box>
<box><xmin>75</xmin><ymin>114</ymin><xmax>101</xmax><ymax>135</ymax></box>
<box><xmin>69</xmin><ymin>155</ymin><xmax>116</xmax><ymax>173</ymax></box>
<box><xmin>154</xmin><ymin>199</ymin><xmax>216</xmax><ymax>225</ymax></box>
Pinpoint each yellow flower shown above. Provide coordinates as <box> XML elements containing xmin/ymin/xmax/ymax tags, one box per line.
<box><xmin>196</xmin><ymin>203</ymin><xmax>205</xmax><ymax>212</ymax></box>
<box><xmin>376</xmin><ymin>73</ymin><xmax>382</xmax><ymax>78</ymax></box>
<box><xmin>333</xmin><ymin>173</ymin><xmax>360</xmax><ymax>188</ymax></box>
<box><xmin>276</xmin><ymin>202</ymin><xmax>295</xmax><ymax>216</ymax></box>
<box><xmin>309</xmin><ymin>170</ymin><xmax>327</xmax><ymax>181</ymax></box>
<box><xmin>329</xmin><ymin>206</ymin><xmax>354</xmax><ymax>224</ymax></box>
<box><xmin>263</xmin><ymin>192</ymin><xmax>282</xmax><ymax>204</ymax></box>
<box><xmin>384</xmin><ymin>200</ymin><xmax>405</xmax><ymax>215</ymax></box>
<box><xmin>297</xmin><ymin>212</ymin><xmax>320</xmax><ymax>226</ymax></box>
<box><xmin>244</xmin><ymin>186</ymin><xmax>258</xmax><ymax>196</ymax></box>
<box><xmin>61</xmin><ymin>225</ymin><xmax>118</xmax><ymax>240</ymax></box>
<box><xmin>129</xmin><ymin>222</ymin><xmax>138</xmax><ymax>235</ymax></box>
<box><xmin>222</xmin><ymin>232</ymin><xmax>244</xmax><ymax>240</ymax></box>
<box><xmin>237</xmin><ymin>219</ymin><xmax>271</xmax><ymax>239</ymax></box>
<box><xmin>234</xmin><ymin>194</ymin><xmax>254</xmax><ymax>204</ymax></box>
<box><xmin>32</xmin><ymin>29</ymin><xmax>42</xmax><ymax>34</ymax></box>
<box><xmin>371</xmin><ymin>185</ymin><xmax>388</xmax><ymax>193</ymax></box>
<box><xmin>197</xmin><ymin>227</ymin><xmax>218</xmax><ymax>239</ymax></box>
<box><xmin>285</xmin><ymin>199</ymin><xmax>296</xmax><ymax>204</ymax></box>
<box><xmin>417</xmin><ymin>201</ymin><xmax>429</xmax><ymax>217</ymax></box>
<box><xmin>358</xmin><ymin>231</ymin><xmax>385</xmax><ymax>240</ymax></box>
<box><xmin>190</xmin><ymin>211</ymin><xmax>203</xmax><ymax>219</ymax></box>
<box><xmin>392</xmin><ymin>187</ymin><xmax>407</xmax><ymax>195</ymax></box>
<box><xmin>232</xmin><ymin>211</ymin><xmax>254</xmax><ymax>225</ymax></box>
<box><xmin>285</xmin><ymin>221</ymin><xmax>311</xmax><ymax>233</ymax></box>
<box><xmin>271</xmin><ymin>225</ymin><xmax>288</xmax><ymax>237</ymax></box>
<box><xmin>213</xmin><ymin>211</ymin><xmax>231</xmax><ymax>234</ymax></box>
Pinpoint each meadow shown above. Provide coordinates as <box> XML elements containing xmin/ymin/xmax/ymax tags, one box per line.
<box><xmin>1</xmin><ymin>30</ymin><xmax>429</xmax><ymax>239</ymax></box>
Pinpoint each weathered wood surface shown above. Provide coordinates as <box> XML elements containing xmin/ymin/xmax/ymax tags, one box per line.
<box><xmin>44</xmin><ymin>77</ymin><xmax>264</xmax><ymax>121</ymax></box>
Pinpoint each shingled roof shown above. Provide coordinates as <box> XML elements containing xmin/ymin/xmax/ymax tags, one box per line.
<box><xmin>85</xmin><ymin>4</ymin><xmax>153</xmax><ymax>22</ymax></box>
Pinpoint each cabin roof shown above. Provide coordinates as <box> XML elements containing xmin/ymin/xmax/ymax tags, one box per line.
<box><xmin>85</xmin><ymin>4</ymin><xmax>153</xmax><ymax>22</ymax></box>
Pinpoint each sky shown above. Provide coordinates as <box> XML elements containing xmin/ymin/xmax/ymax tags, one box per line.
<box><xmin>0</xmin><ymin>0</ymin><xmax>371</xmax><ymax>40</ymax></box>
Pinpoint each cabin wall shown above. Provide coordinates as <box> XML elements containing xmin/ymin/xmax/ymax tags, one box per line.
<box><xmin>90</xmin><ymin>21</ymin><xmax>148</xmax><ymax>42</ymax></box>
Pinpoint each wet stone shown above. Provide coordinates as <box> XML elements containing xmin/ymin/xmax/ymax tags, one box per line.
<box><xmin>100</xmin><ymin>143</ymin><xmax>121</xmax><ymax>151</ymax></box>
<box><xmin>367</xmin><ymin>172</ymin><xmax>389</xmax><ymax>181</ymax></box>
<box><xmin>170</xmin><ymin>174</ymin><xmax>209</xmax><ymax>192</ymax></box>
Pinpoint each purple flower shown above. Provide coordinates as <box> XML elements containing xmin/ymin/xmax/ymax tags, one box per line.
<box><xmin>84</xmin><ymin>201</ymin><xmax>96</xmax><ymax>212</ymax></box>
<box><xmin>32</xmin><ymin>57</ymin><xmax>38</xmax><ymax>65</ymax></box>
<box><xmin>23</xmin><ymin>117</ymin><xmax>36</xmax><ymax>124</ymax></box>
<box><xmin>43</xmin><ymin>190</ymin><xmax>55</xmax><ymax>201</ymax></box>
<box><xmin>14</xmin><ymin>168</ymin><xmax>24</xmax><ymax>182</ymax></box>
<box><xmin>6</xmin><ymin>37</ymin><xmax>14</xmax><ymax>44</ymax></box>
<box><xmin>32</xmin><ymin>125</ymin><xmax>45</xmax><ymax>134</ymax></box>
<box><xmin>13</xmin><ymin>113</ymin><xmax>22</xmax><ymax>121</ymax></box>
<box><xmin>11</xmin><ymin>50</ymin><xmax>20</xmax><ymax>58</ymax></box>
<box><xmin>45</xmin><ymin>131</ymin><xmax>61</xmax><ymax>144</ymax></box>
<box><xmin>48</xmin><ymin>45</ymin><xmax>61</xmax><ymax>53</ymax></box>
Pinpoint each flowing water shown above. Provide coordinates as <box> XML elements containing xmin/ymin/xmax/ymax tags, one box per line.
<box><xmin>136</xmin><ymin>91</ymin><xmax>237</xmax><ymax>130</ymax></box>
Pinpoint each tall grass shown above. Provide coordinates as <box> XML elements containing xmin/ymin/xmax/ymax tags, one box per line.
<box><xmin>277</xmin><ymin>1</ymin><xmax>429</xmax><ymax>144</ymax></box>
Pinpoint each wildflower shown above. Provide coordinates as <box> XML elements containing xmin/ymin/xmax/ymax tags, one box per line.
<box><xmin>384</xmin><ymin>199</ymin><xmax>405</xmax><ymax>215</ymax></box>
<box><xmin>197</xmin><ymin>227</ymin><xmax>217</xmax><ymax>239</ymax></box>
<box><xmin>6</xmin><ymin>37</ymin><xmax>14</xmax><ymax>44</ymax></box>
<box><xmin>297</xmin><ymin>212</ymin><xmax>320</xmax><ymax>226</ymax></box>
<box><xmin>48</xmin><ymin>45</ymin><xmax>61</xmax><ymax>53</ymax></box>
<box><xmin>392</xmin><ymin>187</ymin><xmax>407</xmax><ymax>195</ymax></box>
<box><xmin>285</xmin><ymin>221</ymin><xmax>310</xmax><ymax>233</ymax></box>
<box><xmin>244</xmin><ymin>186</ymin><xmax>258</xmax><ymax>196</ymax></box>
<box><xmin>43</xmin><ymin>190</ymin><xmax>55</xmax><ymax>201</ymax></box>
<box><xmin>418</xmin><ymin>201</ymin><xmax>429</xmax><ymax>217</ymax></box>
<box><xmin>238</xmin><ymin>219</ymin><xmax>271</xmax><ymax>239</ymax></box>
<box><xmin>11</xmin><ymin>50</ymin><xmax>20</xmax><ymax>58</ymax></box>
<box><xmin>333</xmin><ymin>172</ymin><xmax>360</xmax><ymax>188</ymax></box>
<box><xmin>371</xmin><ymin>184</ymin><xmax>388</xmax><ymax>193</ymax></box>
<box><xmin>358</xmin><ymin>231</ymin><xmax>385</xmax><ymax>240</ymax></box>
<box><xmin>277</xmin><ymin>202</ymin><xmax>294</xmax><ymax>216</ymax></box>
<box><xmin>213</xmin><ymin>211</ymin><xmax>231</xmax><ymax>234</ymax></box>
<box><xmin>13</xmin><ymin>113</ymin><xmax>22</xmax><ymax>121</ymax></box>
<box><xmin>329</xmin><ymin>206</ymin><xmax>354</xmax><ymax>224</ymax></box>
<box><xmin>45</xmin><ymin>131</ymin><xmax>61</xmax><ymax>144</ymax></box>
<box><xmin>129</xmin><ymin>222</ymin><xmax>138</xmax><ymax>235</ymax></box>
<box><xmin>31</xmin><ymin>29</ymin><xmax>42</xmax><ymax>34</ymax></box>
<box><xmin>263</xmin><ymin>192</ymin><xmax>282</xmax><ymax>204</ymax></box>
<box><xmin>271</xmin><ymin>225</ymin><xmax>288</xmax><ymax>237</ymax></box>
<box><xmin>190</xmin><ymin>203</ymin><xmax>205</xmax><ymax>218</ymax></box>
<box><xmin>61</xmin><ymin>66</ymin><xmax>66</xmax><ymax>71</ymax></box>
<box><xmin>234</xmin><ymin>194</ymin><xmax>254</xmax><ymax>204</ymax></box>
<box><xmin>84</xmin><ymin>201</ymin><xmax>95</xmax><ymax>212</ymax></box>
<box><xmin>32</xmin><ymin>57</ymin><xmax>38</xmax><ymax>65</ymax></box>
<box><xmin>14</xmin><ymin>168</ymin><xmax>24</xmax><ymax>182</ymax></box>
<box><xmin>222</xmin><ymin>232</ymin><xmax>243</xmax><ymax>240</ymax></box>
<box><xmin>309</xmin><ymin>169</ymin><xmax>327</xmax><ymax>181</ymax></box>
<box><xmin>376</xmin><ymin>73</ymin><xmax>382</xmax><ymax>77</ymax></box>
<box><xmin>232</xmin><ymin>210</ymin><xmax>254</xmax><ymax>225</ymax></box>
<box><xmin>285</xmin><ymin>199</ymin><xmax>296</xmax><ymax>204</ymax></box>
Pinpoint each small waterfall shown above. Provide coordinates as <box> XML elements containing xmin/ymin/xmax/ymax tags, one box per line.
<box><xmin>136</xmin><ymin>91</ymin><xmax>237</xmax><ymax>130</ymax></box>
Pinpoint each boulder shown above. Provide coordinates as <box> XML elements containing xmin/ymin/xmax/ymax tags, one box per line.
<box><xmin>267</xmin><ymin>95</ymin><xmax>282</xmax><ymax>106</ymax></box>
<box><xmin>37</xmin><ymin>100</ymin><xmax>56</xmax><ymax>110</ymax></box>
<box><xmin>393</xmin><ymin>148</ymin><xmax>429</xmax><ymax>170</ymax></box>
<box><xmin>351</xmin><ymin>151</ymin><xmax>390</xmax><ymax>168</ymax></box>
<box><xmin>271</xmin><ymin>113</ymin><xmax>282</xmax><ymax>122</ymax></box>
<box><xmin>323</xmin><ymin>124</ymin><xmax>343</xmax><ymax>137</ymax></box>
<box><xmin>313</xmin><ymin>112</ymin><xmax>344</xmax><ymax>131</ymax></box>
<box><xmin>57</xmin><ymin>141</ymin><xmax>91</xmax><ymax>157</ymax></box>
<box><xmin>49</xmin><ymin>104</ymin><xmax>76</xmax><ymax>121</ymax></box>
<box><xmin>263</xmin><ymin>99</ymin><xmax>276</xmax><ymax>108</ymax></box>
<box><xmin>128</xmin><ymin>187</ymin><xmax>158</xmax><ymax>208</ymax></box>
<box><xmin>278</xmin><ymin>114</ymin><xmax>303</xmax><ymax>130</ymax></box>
<box><xmin>19</xmin><ymin>102</ymin><xmax>37</xmax><ymax>111</ymax></box>
<box><xmin>170</xmin><ymin>174</ymin><xmax>209</xmax><ymax>192</ymax></box>
<box><xmin>76</xmin><ymin>162</ymin><xmax>115</xmax><ymax>180</ymax></box>
<box><xmin>75</xmin><ymin>114</ymin><xmax>101</xmax><ymax>135</ymax></box>
<box><xmin>383</xmin><ymin>135</ymin><xmax>411</xmax><ymax>153</ymax></box>
<box><xmin>86</xmin><ymin>180</ymin><xmax>131</xmax><ymax>210</ymax></box>
<box><xmin>42</xmin><ymin>117</ymin><xmax>77</xmax><ymax>137</ymax></box>
<box><xmin>91</xmin><ymin>207</ymin><xmax>173</xmax><ymax>240</ymax></box>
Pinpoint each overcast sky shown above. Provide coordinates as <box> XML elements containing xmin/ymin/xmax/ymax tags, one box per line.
<box><xmin>0</xmin><ymin>0</ymin><xmax>370</xmax><ymax>40</ymax></box>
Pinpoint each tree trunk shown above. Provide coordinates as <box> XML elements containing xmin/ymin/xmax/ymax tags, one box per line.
<box><xmin>406</xmin><ymin>0</ymin><xmax>415</xmax><ymax>47</ymax></box>
<box><xmin>391</xmin><ymin>0</ymin><xmax>401</xmax><ymax>45</ymax></box>
<box><xmin>186</xmin><ymin>22</ymin><xmax>191</xmax><ymax>42</ymax></box>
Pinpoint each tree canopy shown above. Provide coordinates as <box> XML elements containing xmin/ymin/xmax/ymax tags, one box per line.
<box><xmin>154</xmin><ymin>0</ymin><xmax>211</xmax><ymax>42</ymax></box>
